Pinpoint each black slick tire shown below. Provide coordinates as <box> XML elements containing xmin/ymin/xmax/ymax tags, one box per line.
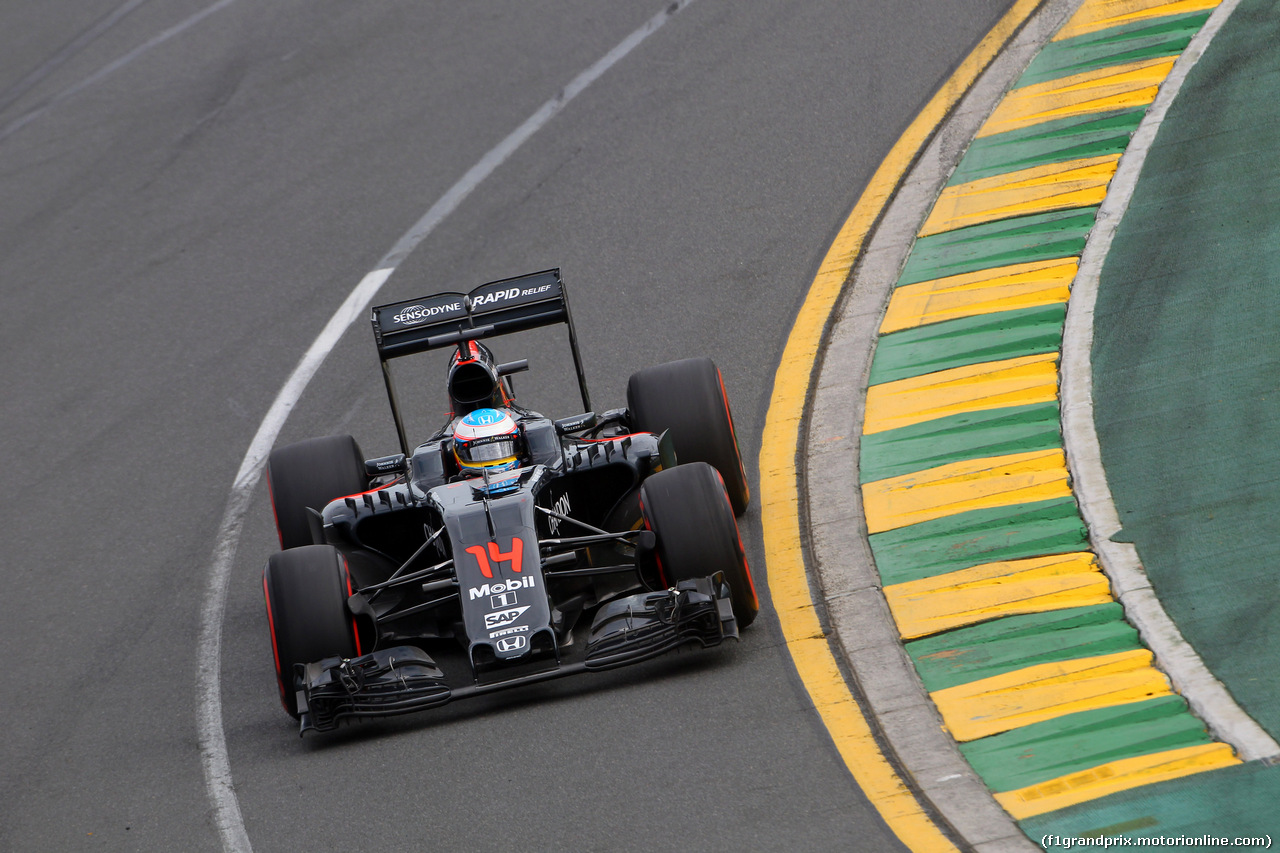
<box><xmin>639</xmin><ymin>462</ymin><xmax>758</xmax><ymax>628</ymax></box>
<box><xmin>267</xmin><ymin>435</ymin><xmax>368</xmax><ymax>550</ymax></box>
<box><xmin>626</xmin><ymin>357</ymin><xmax>750</xmax><ymax>516</ymax></box>
<box><xmin>262</xmin><ymin>545</ymin><xmax>360</xmax><ymax>718</ymax></box>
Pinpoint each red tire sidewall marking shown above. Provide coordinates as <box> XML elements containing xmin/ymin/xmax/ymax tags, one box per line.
<box><xmin>714</xmin><ymin>468</ymin><xmax>757</xmax><ymax>606</ymax></box>
<box><xmin>639</xmin><ymin>495</ymin><xmax>668</xmax><ymax>588</ymax></box>
<box><xmin>341</xmin><ymin>555</ymin><xmax>362</xmax><ymax>658</ymax></box>
<box><xmin>262</xmin><ymin>571</ymin><xmax>287</xmax><ymax>709</ymax></box>
<box><xmin>717</xmin><ymin>369</ymin><xmax>750</xmax><ymax>501</ymax></box>
<box><xmin>266</xmin><ymin>468</ymin><xmax>283</xmax><ymax>548</ymax></box>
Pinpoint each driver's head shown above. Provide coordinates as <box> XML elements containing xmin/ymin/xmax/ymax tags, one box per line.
<box><xmin>447</xmin><ymin>341</ymin><xmax>504</xmax><ymax>414</ymax></box>
<box><xmin>453</xmin><ymin>408</ymin><xmax>520</xmax><ymax>475</ymax></box>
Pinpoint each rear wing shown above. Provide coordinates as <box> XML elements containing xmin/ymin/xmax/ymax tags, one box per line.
<box><xmin>370</xmin><ymin>269</ymin><xmax>591</xmax><ymax>454</ymax></box>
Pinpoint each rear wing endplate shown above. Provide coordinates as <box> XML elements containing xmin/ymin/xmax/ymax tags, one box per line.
<box><xmin>369</xmin><ymin>269</ymin><xmax>591</xmax><ymax>454</ymax></box>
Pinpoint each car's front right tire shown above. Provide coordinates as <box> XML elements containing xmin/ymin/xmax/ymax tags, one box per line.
<box><xmin>639</xmin><ymin>462</ymin><xmax>758</xmax><ymax>628</ymax></box>
<box><xmin>626</xmin><ymin>357</ymin><xmax>750</xmax><ymax>516</ymax></box>
<box><xmin>266</xmin><ymin>434</ymin><xmax>368</xmax><ymax>549</ymax></box>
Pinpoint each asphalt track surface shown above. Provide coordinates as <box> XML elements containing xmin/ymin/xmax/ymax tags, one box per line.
<box><xmin>0</xmin><ymin>2</ymin><xmax>1013</xmax><ymax>850</ymax></box>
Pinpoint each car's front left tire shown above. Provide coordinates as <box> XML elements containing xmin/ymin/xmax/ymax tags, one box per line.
<box><xmin>262</xmin><ymin>545</ymin><xmax>360</xmax><ymax>718</ymax></box>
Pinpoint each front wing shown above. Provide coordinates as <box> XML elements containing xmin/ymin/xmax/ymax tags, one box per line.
<box><xmin>295</xmin><ymin>574</ymin><xmax>739</xmax><ymax>734</ymax></box>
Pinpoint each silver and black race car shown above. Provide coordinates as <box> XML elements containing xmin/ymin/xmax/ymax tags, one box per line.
<box><xmin>262</xmin><ymin>269</ymin><xmax>757</xmax><ymax>734</ymax></box>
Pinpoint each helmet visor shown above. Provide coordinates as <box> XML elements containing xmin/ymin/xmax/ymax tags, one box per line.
<box><xmin>457</xmin><ymin>436</ymin><xmax>517</xmax><ymax>466</ymax></box>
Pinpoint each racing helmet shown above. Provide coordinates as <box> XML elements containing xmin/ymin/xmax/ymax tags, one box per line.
<box><xmin>453</xmin><ymin>408</ymin><xmax>521</xmax><ymax>474</ymax></box>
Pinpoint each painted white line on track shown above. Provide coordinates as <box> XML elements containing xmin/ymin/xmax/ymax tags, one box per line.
<box><xmin>0</xmin><ymin>0</ymin><xmax>241</xmax><ymax>142</ymax></box>
<box><xmin>194</xmin><ymin>3</ymin><xmax>698</xmax><ymax>851</ymax></box>
<box><xmin>0</xmin><ymin>0</ymin><xmax>154</xmax><ymax>116</ymax></box>
<box><xmin>1060</xmin><ymin>0</ymin><xmax>1280</xmax><ymax>763</ymax></box>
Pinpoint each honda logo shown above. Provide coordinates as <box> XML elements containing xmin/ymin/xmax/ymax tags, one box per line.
<box><xmin>495</xmin><ymin>636</ymin><xmax>527</xmax><ymax>653</ymax></box>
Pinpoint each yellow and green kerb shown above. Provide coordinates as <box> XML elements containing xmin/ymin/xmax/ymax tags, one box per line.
<box><xmin>860</xmin><ymin>0</ymin><xmax>1239</xmax><ymax>822</ymax></box>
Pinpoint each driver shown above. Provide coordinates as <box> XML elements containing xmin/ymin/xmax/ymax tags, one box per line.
<box><xmin>452</xmin><ymin>407</ymin><xmax>523</xmax><ymax>477</ymax></box>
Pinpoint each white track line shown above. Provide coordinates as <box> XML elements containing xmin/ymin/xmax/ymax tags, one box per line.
<box><xmin>194</xmin><ymin>3</ymin><xmax>698</xmax><ymax>850</ymax></box>
<box><xmin>0</xmin><ymin>0</ymin><xmax>153</xmax><ymax>116</ymax></box>
<box><xmin>1060</xmin><ymin>0</ymin><xmax>1280</xmax><ymax>763</ymax></box>
<box><xmin>0</xmin><ymin>0</ymin><xmax>240</xmax><ymax>142</ymax></box>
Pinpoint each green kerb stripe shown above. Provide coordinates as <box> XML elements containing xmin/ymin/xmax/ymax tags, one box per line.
<box><xmin>1018</xmin><ymin>11</ymin><xmax>1213</xmax><ymax>88</ymax></box>
<box><xmin>868</xmin><ymin>497</ymin><xmax>1089</xmax><ymax>585</ymax></box>
<box><xmin>907</xmin><ymin>604</ymin><xmax>1134</xmax><ymax>691</ymax></box>
<box><xmin>898</xmin><ymin>208</ymin><xmax>1098</xmax><ymax>287</ymax></box>
<box><xmin>854</xmin><ymin>2</ymin><xmax>1238</xmax><ymax>826</ymax></box>
<box><xmin>948</xmin><ymin>109</ymin><xmax>1143</xmax><ymax>186</ymax></box>
<box><xmin>860</xmin><ymin>401</ymin><xmax>1062</xmax><ymax>484</ymax></box>
<box><xmin>870</xmin><ymin>304</ymin><xmax>1066</xmax><ymax>385</ymax></box>
<box><xmin>960</xmin><ymin>696</ymin><xmax>1214</xmax><ymax>793</ymax></box>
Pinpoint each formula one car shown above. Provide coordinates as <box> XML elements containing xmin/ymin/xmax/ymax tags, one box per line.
<box><xmin>262</xmin><ymin>269</ymin><xmax>757</xmax><ymax>733</ymax></box>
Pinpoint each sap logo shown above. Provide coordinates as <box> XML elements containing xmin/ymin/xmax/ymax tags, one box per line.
<box><xmin>468</xmin><ymin>577</ymin><xmax>535</xmax><ymax>600</ymax></box>
<box><xmin>489</xmin><ymin>625</ymin><xmax>530</xmax><ymax>639</ymax></box>
<box><xmin>392</xmin><ymin>302</ymin><xmax>460</xmax><ymax>325</ymax></box>
<box><xmin>484</xmin><ymin>606</ymin><xmax>530</xmax><ymax>629</ymax></box>
<box><xmin>495</xmin><ymin>636</ymin><xmax>527</xmax><ymax>653</ymax></box>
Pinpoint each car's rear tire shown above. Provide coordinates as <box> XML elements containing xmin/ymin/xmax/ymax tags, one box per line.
<box><xmin>262</xmin><ymin>545</ymin><xmax>360</xmax><ymax>718</ymax></box>
<box><xmin>627</xmin><ymin>357</ymin><xmax>749</xmax><ymax>516</ymax></box>
<box><xmin>639</xmin><ymin>462</ymin><xmax>758</xmax><ymax>628</ymax></box>
<box><xmin>267</xmin><ymin>435</ymin><xmax>367</xmax><ymax>549</ymax></box>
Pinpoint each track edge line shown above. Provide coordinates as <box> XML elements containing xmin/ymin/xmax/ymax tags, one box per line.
<box><xmin>759</xmin><ymin>1</ymin><xmax>1073</xmax><ymax>851</ymax></box>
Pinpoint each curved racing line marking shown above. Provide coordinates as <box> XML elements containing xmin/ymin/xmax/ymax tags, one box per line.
<box><xmin>0</xmin><ymin>0</ymin><xmax>241</xmax><ymax>142</ymax></box>
<box><xmin>756</xmin><ymin>1</ymin><xmax>1044</xmax><ymax>850</ymax></box>
<box><xmin>194</xmin><ymin>4</ymin><xmax>702</xmax><ymax>851</ymax></box>
<box><xmin>0</xmin><ymin>0</ymin><xmax>152</xmax><ymax>116</ymax></box>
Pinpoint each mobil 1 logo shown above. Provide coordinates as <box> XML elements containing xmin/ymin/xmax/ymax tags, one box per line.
<box><xmin>490</xmin><ymin>590</ymin><xmax>519</xmax><ymax>609</ymax></box>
